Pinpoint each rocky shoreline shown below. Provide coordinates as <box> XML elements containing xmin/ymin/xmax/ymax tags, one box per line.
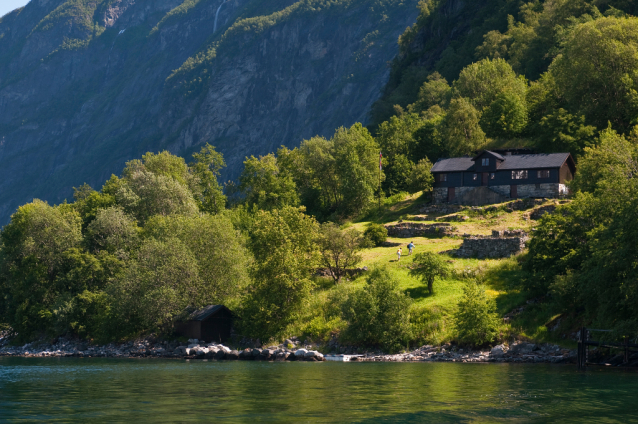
<box><xmin>0</xmin><ymin>335</ymin><xmax>578</xmax><ymax>364</ymax></box>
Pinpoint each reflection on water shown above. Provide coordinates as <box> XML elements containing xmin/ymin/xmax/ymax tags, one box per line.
<box><xmin>0</xmin><ymin>358</ymin><xmax>636</xmax><ymax>422</ymax></box>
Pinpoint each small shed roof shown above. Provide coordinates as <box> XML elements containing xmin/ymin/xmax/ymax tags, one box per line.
<box><xmin>186</xmin><ymin>305</ymin><xmax>233</xmax><ymax>321</ymax></box>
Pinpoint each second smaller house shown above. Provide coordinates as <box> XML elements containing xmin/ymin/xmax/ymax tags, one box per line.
<box><xmin>431</xmin><ymin>150</ymin><xmax>575</xmax><ymax>205</ymax></box>
<box><xmin>174</xmin><ymin>305</ymin><xmax>234</xmax><ymax>343</ymax></box>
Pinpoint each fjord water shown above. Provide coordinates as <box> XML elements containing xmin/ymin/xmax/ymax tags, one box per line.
<box><xmin>1</xmin><ymin>358</ymin><xmax>637</xmax><ymax>422</ymax></box>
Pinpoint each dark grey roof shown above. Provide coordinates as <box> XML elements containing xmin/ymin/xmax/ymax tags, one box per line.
<box><xmin>496</xmin><ymin>153</ymin><xmax>570</xmax><ymax>170</ymax></box>
<box><xmin>431</xmin><ymin>153</ymin><xmax>571</xmax><ymax>173</ymax></box>
<box><xmin>473</xmin><ymin>150</ymin><xmax>505</xmax><ymax>161</ymax></box>
<box><xmin>187</xmin><ymin>305</ymin><xmax>231</xmax><ymax>321</ymax></box>
<box><xmin>431</xmin><ymin>157</ymin><xmax>475</xmax><ymax>172</ymax></box>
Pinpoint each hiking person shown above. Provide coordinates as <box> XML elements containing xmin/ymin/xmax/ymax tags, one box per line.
<box><xmin>407</xmin><ymin>241</ymin><xmax>414</xmax><ymax>255</ymax></box>
<box><xmin>397</xmin><ymin>247</ymin><xmax>402</xmax><ymax>261</ymax></box>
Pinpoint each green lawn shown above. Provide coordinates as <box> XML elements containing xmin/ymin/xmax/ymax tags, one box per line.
<box><xmin>299</xmin><ymin>193</ymin><xmax>569</xmax><ymax>348</ymax></box>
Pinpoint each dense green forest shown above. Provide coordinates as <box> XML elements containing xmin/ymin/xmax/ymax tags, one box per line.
<box><xmin>2</xmin><ymin>0</ymin><xmax>638</xmax><ymax>348</ymax></box>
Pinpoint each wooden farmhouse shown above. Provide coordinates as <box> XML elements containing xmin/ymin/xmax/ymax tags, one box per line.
<box><xmin>430</xmin><ymin>149</ymin><xmax>575</xmax><ymax>205</ymax></box>
<box><xmin>175</xmin><ymin>305</ymin><xmax>234</xmax><ymax>343</ymax></box>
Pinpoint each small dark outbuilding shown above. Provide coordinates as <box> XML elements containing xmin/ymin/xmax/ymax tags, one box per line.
<box><xmin>175</xmin><ymin>305</ymin><xmax>234</xmax><ymax>343</ymax></box>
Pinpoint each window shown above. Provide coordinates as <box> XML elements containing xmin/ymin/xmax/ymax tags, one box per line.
<box><xmin>512</xmin><ymin>170</ymin><xmax>528</xmax><ymax>180</ymax></box>
<box><xmin>439</xmin><ymin>174</ymin><xmax>447</xmax><ymax>182</ymax></box>
<box><xmin>537</xmin><ymin>170</ymin><xmax>550</xmax><ymax>179</ymax></box>
<box><xmin>473</xmin><ymin>173</ymin><xmax>478</xmax><ymax>181</ymax></box>
<box><xmin>482</xmin><ymin>158</ymin><xmax>489</xmax><ymax>166</ymax></box>
<box><xmin>490</xmin><ymin>173</ymin><xmax>495</xmax><ymax>180</ymax></box>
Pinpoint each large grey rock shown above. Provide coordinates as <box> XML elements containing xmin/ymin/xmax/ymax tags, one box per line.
<box><xmin>192</xmin><ymin>347</ymin><xmax>208</xmax><ymax>356</ymax></box>
<box><xmin>276</xmin><ymin>352</ymin><xmax>289</xmax><ymax>361</ymax></box>
<box><xmin>227</xmin><ymin>350</ymin><xmax>239</xmax><ymax>360</ymax></box>
<box><xmin>214</xmin><ymin>349</ymin><xmax>227</xmax><ymax>360</ymax></box>
<box><xmin>510</xmin><ymin>343</ymin><xmax>535</xmax><ymax>355</ymax></box>
<box><xmin>490</xmin><ymin>344</ymin><xmax>506</xmax><ymax>358</ymax></box>
<box><xmin>294</xmin><ymin>349</ymin><xmax>308</xmax><ymax>357</ymax></box>
<box><xmin>251</xmin><ymin>348</ymin><xmax>262</xmax><ymax>357</ymax></box>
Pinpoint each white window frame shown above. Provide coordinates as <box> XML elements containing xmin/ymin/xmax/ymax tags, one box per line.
<box><xmin>512</xmin><ymin>170</ymin><xmax>528</xmax><ymax>180</ymax></box>
<box><xmin>440</xmin><ymin>174</ymin><xmax>447</xmax><ymax>182</ymax></box>
<box><xmin>482</xmin><ymin>158</ymin><xmax>489</xmax><ymax>166</ymax></box>
<box><xmin>537</xmin><ymin>170</ymin><xmax>550</xmax><ymax>179</ymax></box>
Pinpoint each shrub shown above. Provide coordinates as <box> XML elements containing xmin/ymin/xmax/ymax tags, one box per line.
<box><xmin>340</xmin><ymin>268</ymin><xmax>412</xmax><ymax>352</ymax></box>
<box><xmin>409</xmin><ymin>304</ymin><xmax>446</xmax><ymax>347</ymax></box>
<box><xmin>454</xmin><ymin>281</ymin><xmax>500</xmax><ymax>346</ymax></box>
<box><xmin>363</xmin><ymin>223</ymin><xmax>388</xmax><ymax>247</ymax></box>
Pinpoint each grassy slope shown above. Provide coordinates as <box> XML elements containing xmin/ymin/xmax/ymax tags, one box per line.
<box><xmin>298</xmin><ymin>192</ymin><xmax>575</xmax><ymax>349</ymax></box>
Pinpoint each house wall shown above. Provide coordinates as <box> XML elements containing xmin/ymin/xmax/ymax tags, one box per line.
<box><xmin>201</xmin><ymin>310</ymin><xmax>234</xmax><ymax>343</ymax></box>
<box><xmin>559</xmin><ymin>162</ymin><xmax>573</xmax><ymax>183</ymax></box>
<box><xmin>433</xmin><ymin>168</ymin><xmax>560</xmax><ymax>189</ymax></box>
<box><xmin>433</xmin><ymin>171</ymin><xmax>464</xmax><ymax>188</ymax></box>
<box><xmin>175</xmin><ymin>321</ymin><xmax>202</xmax><ymax>340</ymax></box>
<box><xmin>473</xmin><ymin>151</ymin><xmax>502</xmax><ymax>172</ymax></box>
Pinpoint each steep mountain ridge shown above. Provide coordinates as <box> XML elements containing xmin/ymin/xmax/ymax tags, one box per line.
<box><xmin>0</xmin><ymin>0</ymin><xmax>419</xmax><ymax>224</ymax></box>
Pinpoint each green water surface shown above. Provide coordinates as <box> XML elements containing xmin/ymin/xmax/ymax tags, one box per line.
<box><xmin>0</xmin><ymin>358</ymin><xmax>636</xmax><ymax>422</ymax></box>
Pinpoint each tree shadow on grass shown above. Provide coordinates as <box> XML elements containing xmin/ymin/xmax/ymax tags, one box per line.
<box><xmin>405</xmin><ymin>285</ymin><xmax>433</xmax><ymax>301</ymax></box>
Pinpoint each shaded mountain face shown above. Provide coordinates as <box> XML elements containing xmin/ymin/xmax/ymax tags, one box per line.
<box><xmin>0</xmin><ymin>0</ymin><xmax>419</xmax><ymax>223</ymax></box>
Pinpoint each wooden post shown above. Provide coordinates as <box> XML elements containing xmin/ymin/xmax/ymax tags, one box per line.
<box><xmin>585</xmin><ymin>328</ymin><xmax>589</xmax><ymax>367</ymax></box>
<box><xmin>578</xmin><ymin>327</ymin><xmax>584</xmax><ymax>370</ymax></box>
<box><xmin>625</xmin><ymin>336</ymin><xmax>629</xmax><ymax>364</ymax></box>
<box><xmin>578</xmin><ymin>326</ymin><xmax>588</xmax><ymax>370</ymax></box>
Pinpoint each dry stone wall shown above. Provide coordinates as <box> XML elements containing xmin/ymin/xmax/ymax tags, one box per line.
<box><xmin>455</xmin><ymin>230</ymin><xmax>528</xmax><ymax>259</ymax></box>
<box><xmin>385</xmin><ymin>222</ymin><xmax>455</xmax><ymax>238</ymax></box>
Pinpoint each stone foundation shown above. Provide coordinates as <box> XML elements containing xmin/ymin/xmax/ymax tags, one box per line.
<box><xmin>490</xmin><ymin>185</ymin><xmax>511</xmax><ymax>197</ymax></box>
<box><xmin>385</xmin><ymin>222</ymin><xmax>455</xmax><ymax>238</ymax></box>
<box><xmin>455</xmin><ymin>230</ymin><xmax>528</xmax><ymax>258</ymax></box>
<box><xmin>435</xmin><ymin>183</ymin><xmax>570</xmax><ymax>205</ymax></box>
<box><xmin>433</xmin><ymin>187</ymin><xmax>448</xmax><ymax>203</ymax></box>
<box><xmin>516</xmin><ymin>183</ymin><xmax>563</xmax><ymax>198</ymax></box>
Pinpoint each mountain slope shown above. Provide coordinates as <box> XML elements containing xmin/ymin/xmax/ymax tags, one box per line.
<box><xmin>0</xmin><ymin>0</ymin><xmax>419</xmax><ymax>224</ymax></box>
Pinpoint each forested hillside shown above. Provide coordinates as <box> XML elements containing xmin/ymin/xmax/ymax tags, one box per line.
<box><xmin>0</xmin><ymin>0</ymin><xmax>419</xmax><ymax>224</ymax></box>
<box><xmin>2</xmin><ymin>0</ymin><xmax>638</xmax><ymax>348</ymax></box>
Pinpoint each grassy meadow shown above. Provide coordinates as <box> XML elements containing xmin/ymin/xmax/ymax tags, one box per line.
<box><xmin>293</xmin><ymin>192</ymin><xmax>574</xmax><ymax>350</ymax></box>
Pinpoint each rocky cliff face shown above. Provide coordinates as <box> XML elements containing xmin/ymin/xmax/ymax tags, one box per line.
<box><xmin>0</xmin><ymin>0</ymin><xmax>419</xmax><ymax>223</ymax></box>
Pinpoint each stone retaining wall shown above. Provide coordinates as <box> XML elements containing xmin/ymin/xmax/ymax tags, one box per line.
<box><xmin>455</xmin><ymin>231</ymin><xmax>528</xmax><ymax>258</ymax></box>
<box><xmin>530</xmin><ymin>205</ymin><xmax>557</xmax><ymax>220</ymax></box>
<box><xmin>433</xmin><ymin>187</ymin><xmax>448</xmax><ymax>203</ymax></box>
<box><xmin>385</xmin><ymin>222</ymin><xmax>455</xmax><ymax>238</ymax></box>
<box><xmin>436</xmin><ymin>183</ymin><xmax>569</xmax><ymax>205</ymax></box>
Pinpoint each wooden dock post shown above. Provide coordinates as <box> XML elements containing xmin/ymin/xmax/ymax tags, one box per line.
<box><xmin>577</xmin><ymin>326</ymin><xmax>587</xmax><ymax>370</ymax></box>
